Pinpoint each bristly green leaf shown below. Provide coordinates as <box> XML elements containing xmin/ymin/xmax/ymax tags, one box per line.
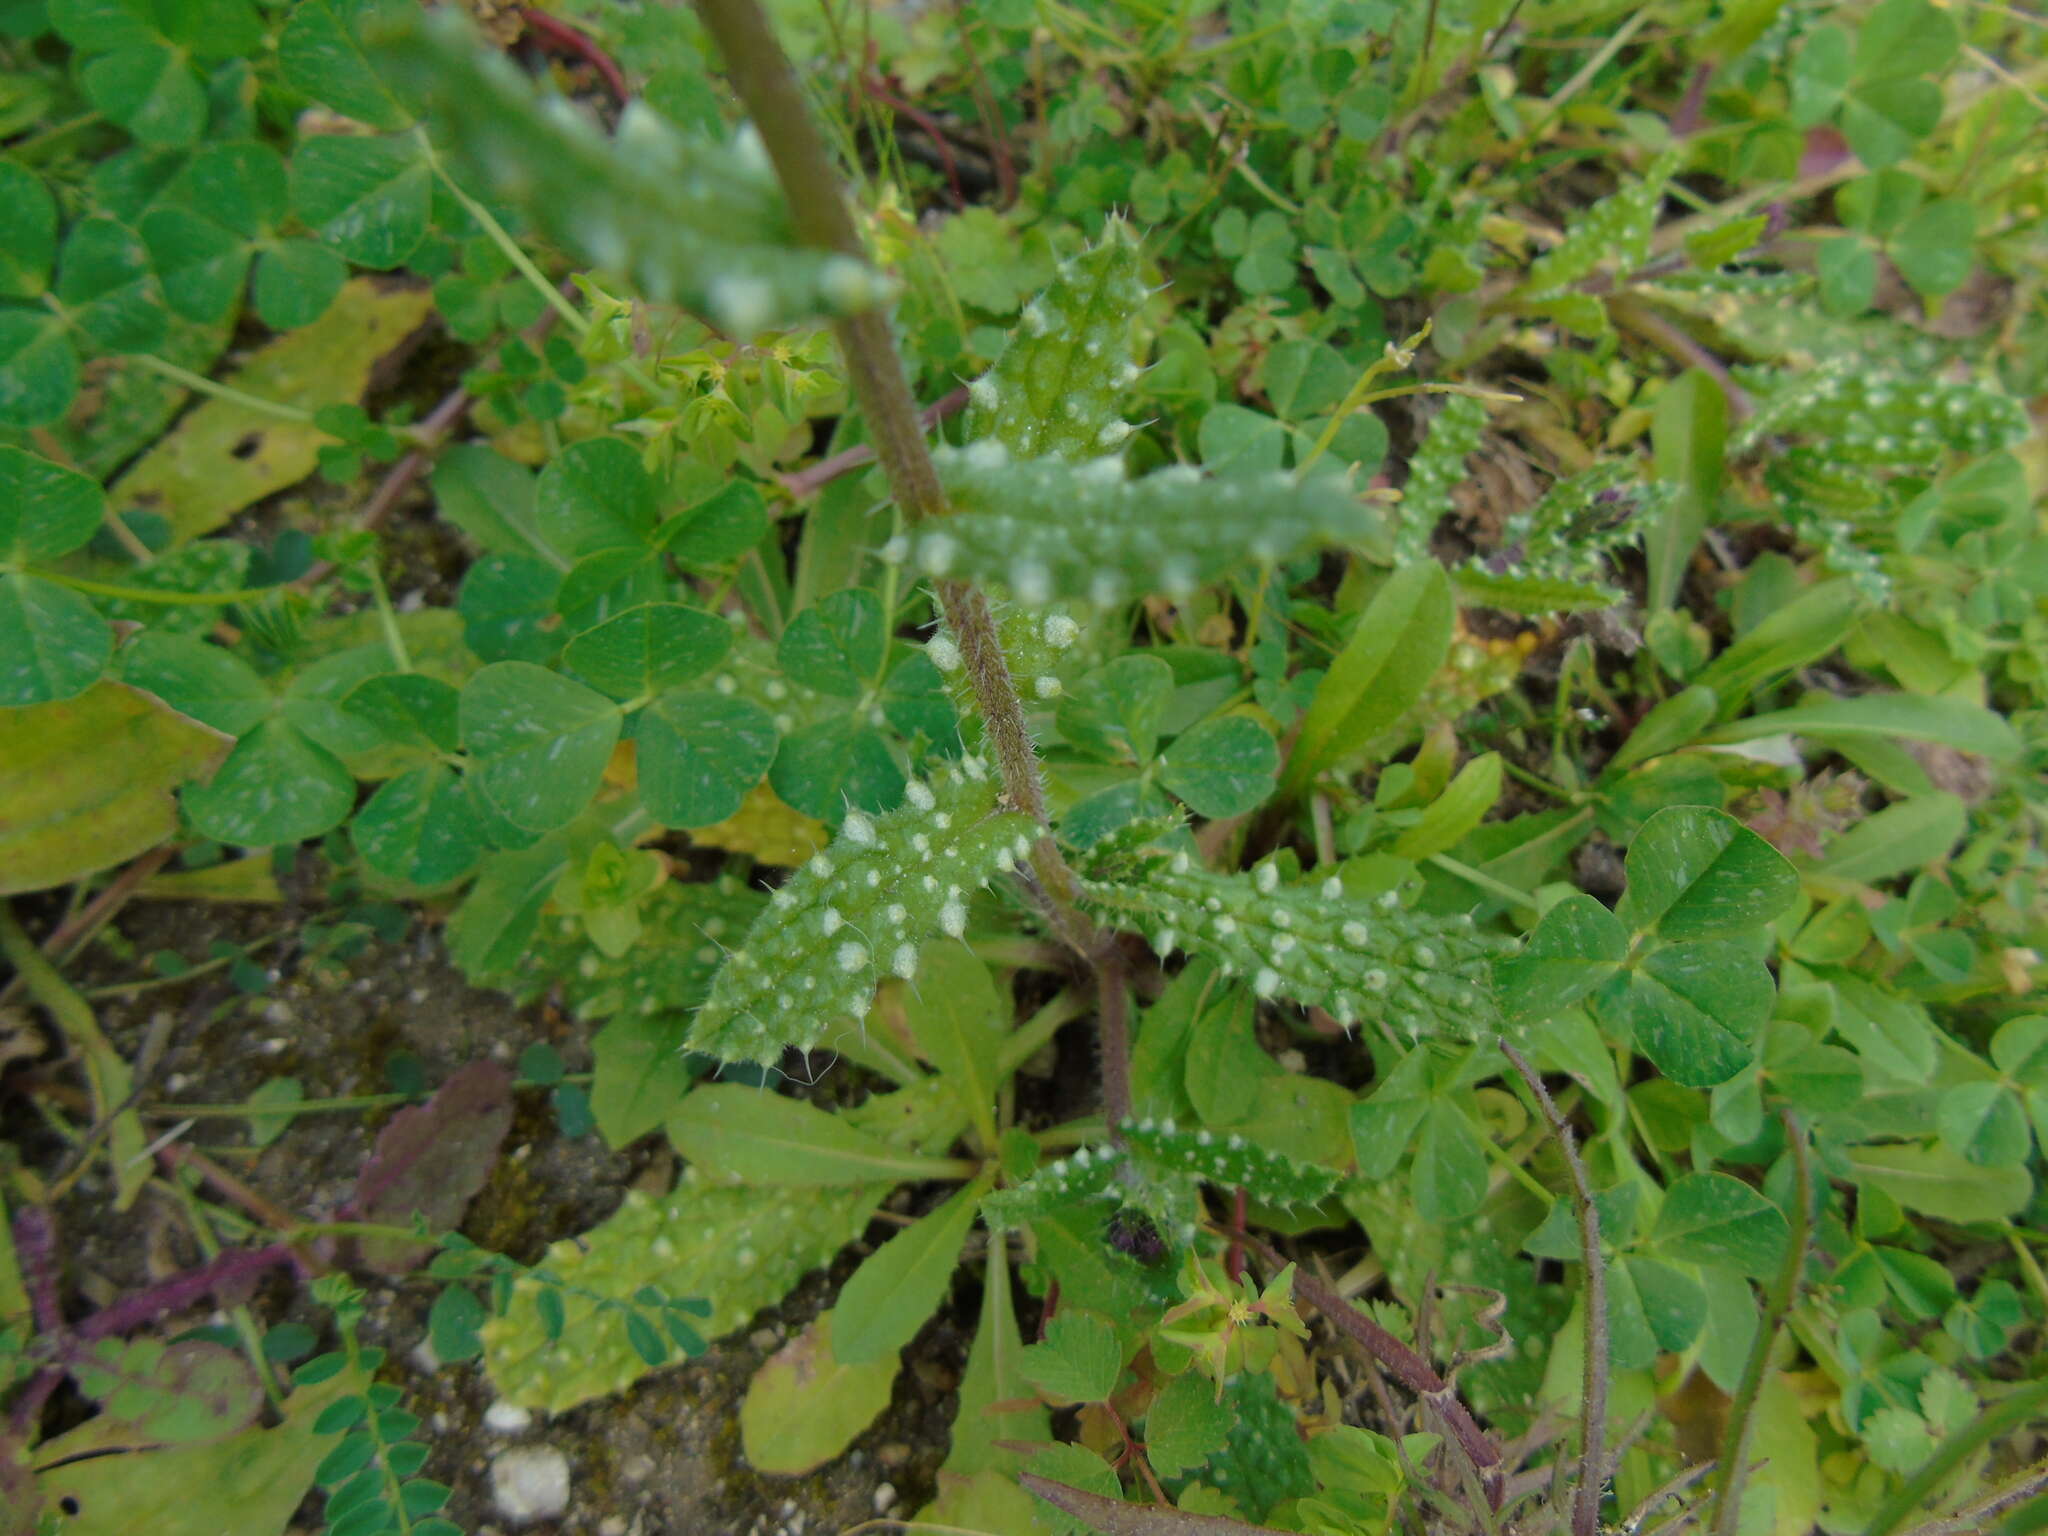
<box><xmin>963</xmin><ymin>217</ymin><xmax>1146</xmax><ymax>461</ymax></box>
<box><xmin>1730</xmin><ymin>362</ymin><xmax>2029</xmax><ymax>469</ymax></box>
<box><xmin>1394</xmin><ymin>393</ymin><xmax>1487</xmax><ymax>563</ymax></box>
<box><xmin>1518</xmin><ymin>147</ymin><xmax>1682</xmax><ymax>297</ymax></box>
<box><xmin>483</xmin><ymin>1081</ymin><xmax>961</xmax><ymax>1410</ymax></box>
<box><xmin>894</xmin><ymin>444</ymin><xmax>1378</xmax><ymax>606</ymax></box>
<box><xmin>1122</xmin><ymin>1116</ymin><xmax>1341</xmax><ymax>1208</ymax></box>
<box><xmin>366</xmin><ymin>9</ymin><xmax>892</xmax><ymax>333</ymax></box>
<box><xmin>981</xmin><ymin>1143</ymin><xmax>1124</xmax><ymax>1232</ymax></box>
<box><xmin>1079</xmin><ymin>846</ymin><xmax>1508</xmax><ymax>1040</ymax></box>
<box><xmin>1456</xmin><ymin>460</ymin><xmax>1672</xmax><ymax>614</ymax></box>
<box><xmin>686</xmin><ymin>758</ymin><xmax>1034</xmax><ymax>1065</ymax></box>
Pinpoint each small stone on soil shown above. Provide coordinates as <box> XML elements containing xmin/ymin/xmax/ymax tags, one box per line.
<box><xmin>485</xmin><ymin>1400</ymin><xmax>534</xmax><ymax>1434</ymax></box>
<box><xmin>491</xmin><ymin>1445</ymin><xmax>570</xmax><ymax>1523</ymax></box>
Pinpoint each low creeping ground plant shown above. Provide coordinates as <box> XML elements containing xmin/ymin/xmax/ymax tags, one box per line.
<box><xmin>2</xmin><ymin>0</ymin><xmax>2046</xmax><ymax>1532</ymax></box>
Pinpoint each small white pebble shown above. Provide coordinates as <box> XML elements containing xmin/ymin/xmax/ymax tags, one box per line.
<box><xmin>485</xmin><ymin>1401</ymin><xmax>534</xmax><ymax>1435</ymax></box>
<box><xmin>491</xmin><ymin>1445</ymin><xmax>570</xmax><ymax>1524</ymax></box>
<box><xmin>874</xmin><ymin>1483</ymin><xmax>898</xmax><ymax>1514</ymax></box>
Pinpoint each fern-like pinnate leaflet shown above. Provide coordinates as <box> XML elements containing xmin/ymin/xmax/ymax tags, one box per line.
<box><xmin>963</xmin><ymin>218</ymin><xmax>1146</xmax><ymax>461</ymax></box>
<box><xmin>1078</xmin><ymin>848</ymin><xmax>1508</xmax><ymax>1038</ymax></box>
<box><xmin>892</xmin><ymin>445</ymin><xmax>1378</xmax><ymax>606</ymax></box>
<box><xmin>367</xmin><ymin>10</ymin><xmax>890</xmax><ymax>333</ymax></box>
<box><xmin>686</xmin><ymin>759</ymin><xmax>1034</xmax><ymax>1065</ymax></box>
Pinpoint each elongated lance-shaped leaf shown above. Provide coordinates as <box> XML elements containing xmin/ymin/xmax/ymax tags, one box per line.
<box><xmin>688</xmin><ymin>758</ymin><xmax>1035</xmax><ymax>1065</ymax></box>
<box><xmin>926</xmin><ymin>603</ymin><xmax>1083</xmax><ymax>709</ymax></box>
<box><xmin>1396</xmin><ymin>393</ymin><xmax>1487</xmax><ymax>563</ymax></box>
<box><xmin>891</xmin><ymin>444</ymin><xmax>1378</xmax><ymax>607</ymax></box>
<box><xmin>1519</xmin><ymin>147</ymin><xmax>1682</xmax><ymax>297</ymax></box>
<box><xmin>1730</xmin><ymin>361</ymin><xmax>2029</xmax><ymax>467</ymax></box>
<box><xmin>963</xmin><ymin>218</ymin><xmax>1146</xmax><ymax>461</ymax></box>
<box><xmin>366</xmin><ymin>10</ymin><xmax>890</xmax><ymax>333</ymax></box>
<box><xmin>1078</xmin><ymin>851</ymin><xmax>1510</xmax><ymax>1040</ymax></box>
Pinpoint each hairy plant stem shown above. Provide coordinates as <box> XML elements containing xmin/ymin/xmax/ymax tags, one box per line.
<box><xmin>1710</xmin><ymin>1109</ymin><xmax>1812</xmax><ymax>1536</ymax></box>
<box><xmin>1233</xmin><ymin>1228</ymin><xmax>1504</xmax><ymax>1503</ymax></box>
<box><xmin>1502</xmin><ymin>1042</ymin><xmax>1605</xmax><ymax>1536</ymax></box>
<box><xmin>691</xmin><ymin>2</ymin><xmax>1103</xmax><ymax>988</ymax></box>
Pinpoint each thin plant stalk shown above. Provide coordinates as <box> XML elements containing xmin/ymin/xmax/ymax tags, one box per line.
<box><xmin>688</xmin><ymin>0</ymin><xmax>1101</xmax><ymax>973</ymax></box>
<box><xmin>1709</xmin><ymin>1109</ymin><xmax>1812</xmax><ymax>1536</ymax></box>
<box><xmin>1501</xmin><ymin>1042</ymin><xmax>1605</xmax><ymax>1536</ymax></box>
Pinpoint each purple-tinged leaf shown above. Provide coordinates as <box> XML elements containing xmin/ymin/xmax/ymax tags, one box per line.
<box><xmin>61</xmin><ymin>1336</ymin><xmax>264</xmax><ymax>1446</ymax></box>
<box><xmin>346</xmin><ymin>1061</ymin><xmax>513</xmax><ymax>1273</ymax></box>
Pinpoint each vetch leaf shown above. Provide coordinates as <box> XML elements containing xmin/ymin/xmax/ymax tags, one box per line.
<box><xmin>893</xmin><ymin>946</ymin><xmax>1007</xmax><ymax>1146</ymax></box>
<box><xmin>1391</xmin><ymin>751</ymin><xmax>1502</xmax><ymax>860</ymax></box>
<box><xmin>1817</xmin><ymin>794</ymin><xmax>1966</xmax><ymax>885</ymax></box>
<box><xmin>1702</xmin><ymin>691</ymin><xmax>2021</xmax><ymax>765</ymax></box>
